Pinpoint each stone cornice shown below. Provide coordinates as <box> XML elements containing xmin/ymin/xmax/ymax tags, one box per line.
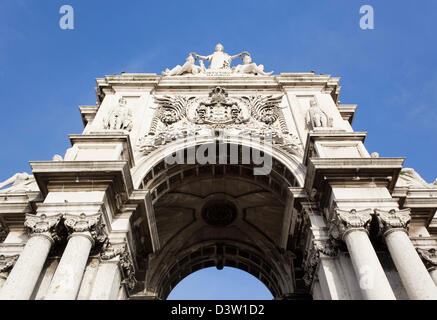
<box><xmin>68</xmin><ymin>134</ymin><xmax>135</xmax><ymax>168</ymax></box>
<box><xmin>302</xmin><ymin>131</ymin><xmax>368</xmax><ymax>166</ymax></box>
<box><xmin>305</xmin><ymin>157</ymin><xmax>405</xmax><ymax>195</ymax></box>
<box><xmin>29</xmin><ymin>161</ymin><xmax>133</xmax><ymax>199</ymax></box>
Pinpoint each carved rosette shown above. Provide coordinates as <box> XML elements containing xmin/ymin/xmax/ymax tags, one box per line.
<box><xmin>375</xmin><ymin>208</ymin><xmax>411</xmax><ymax>236</ymax></box>
<box><xmin>417</xmin><ymin>248</ymin><xmax>437</xmax><ymax>270</ymax></box>
<box><xmin>329</xmin><ymin>209</ymin><xmax>373</xmax><ymax>241</ymax></box>
<box><xmin>64</xmin><ymin>213</ymin><xmax>106</xmax><ymax>246</ymax></box>
<box><xmin>101</xmin><ymin>242</ymin><xmax>137</xmax><ymax>290</ymax></box>
<box><xmin>24</xmin><ymin>213</ymin><xmax>62</xmax><ymax>242</ymax></box>
<box><xmin>0</xmin><ymin>255</ymin><xmax>19</xmax><ymax>273</ymax></box>
<box><xmin>302</xmin><ymin>239</ymin><xmax>338</xmax><ymax>287</ymax></box>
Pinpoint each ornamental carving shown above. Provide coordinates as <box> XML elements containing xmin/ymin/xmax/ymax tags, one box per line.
<box><xmin>417</xmin><ymin>248</ymin><xmax>437</xmax><ymax>269</ymax></box>
<box><xmin>24</xmin><ymin>213</ymin><xmax>62</xmax><ymax>241</ymax></box>
<box><xmin>375</xmin><ymin>208</ymin><xmax>411</xmax><ymax>233</ymax></box>
<box><xmin>0</xmin><ymin>255</ymin><xmax>19</xmax><ymax>273</ymax></box>
<box><xmin>136</xmin><ymin>87</ymin><xmax>304</xmax><ymax>158</ymax></box>
<box><xmin>302</xmin><ymin>239</ymin><xmax>338</xmax><ymax>287</ymax></box>
<box><xmin>329</xmin><ymin>209</ymin><xmax>373</xmax><ymax>240</ymax></box>
<box><xmin>101</xmin><ymin>242</ymin><xmax>137</xmax><ymax>290</ymax></box>
<box><xmin>64</xmin><ymin>213</ymin><xmax>107</xmax><ymax>244</ymax></box>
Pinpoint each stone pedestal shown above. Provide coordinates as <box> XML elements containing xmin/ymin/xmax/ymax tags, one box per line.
<box><xmin>331</xmin><ymin>209</ymin><xmax>395</xmax><ymax>300</ymax></box>
<box><xmin>0</xmin><ymin>214</ymin><xmax>61</xmax><ymax>300</ymax></box>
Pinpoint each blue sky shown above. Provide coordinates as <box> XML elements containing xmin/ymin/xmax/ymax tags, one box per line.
<box><xmin>1</xmin><ymin>0</ymin><xmax>436</xmax><ymax>299</ymax></box>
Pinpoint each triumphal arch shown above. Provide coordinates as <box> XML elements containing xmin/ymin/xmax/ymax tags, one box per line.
<box><xmin>1</xmin><ymin>44</ymin><xmax>437</xmax><ymax>300</ymax></box>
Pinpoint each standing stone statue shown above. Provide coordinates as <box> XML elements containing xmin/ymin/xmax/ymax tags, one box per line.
<box><xmin>103</xmin><ymin>97</ymin><xmax>133</xmax><ymax>131</ymax></box>
<box><xmin>193</xmin><ymin>43</ymin><xmax>245</xmax><ymax>70</ymax></box>
<box><xmin>306</xmin><ymin>99</ymin><xmax>333</xmax><ymax>128</ymax></box>
<box><xmin>233</xmin><ymin>53</ymin><xmax>273</xmax><ymax>75</ymax></box>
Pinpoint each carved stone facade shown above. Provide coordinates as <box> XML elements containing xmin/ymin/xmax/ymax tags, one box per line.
<box><xmin>1</xmin><ymin>45</ymin><xmax>437</xmax><ymax>300</ymax></box>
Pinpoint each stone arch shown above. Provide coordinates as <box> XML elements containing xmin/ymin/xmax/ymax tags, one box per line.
<box><xmin>133</xmin><ymin>139</ymin><xmax>301</xmax><ymax>299</ymax></box>
<box><xmin>132</xmin><ymin>135</ymin><xmax>306</xmax><ymax>189</ymax></box>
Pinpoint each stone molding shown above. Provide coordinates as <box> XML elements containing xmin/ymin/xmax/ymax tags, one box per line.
<box><xmin>375</xmin><ymin>208</ymin><xmax>411</xmax><ymax>236</ymax></box>
<box><xmin>101</xmin><ymin>242</ymin><xmax>137</xmax><ymax>290</ymax></box>
<box><xmin>329</xmin><ymin>209</ymin><xmax>373</xmax><ymax>241</ymax></box>
<box><xmin>24</xmin><ymin>213</ymin><xmax>63</xmax><ymax>243</ymax></box>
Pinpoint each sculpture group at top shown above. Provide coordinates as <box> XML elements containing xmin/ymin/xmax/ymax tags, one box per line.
<box><xmin>162</xmin><ymin>43</ymin><xmax>273</xmax><ymax>76</ymax></box>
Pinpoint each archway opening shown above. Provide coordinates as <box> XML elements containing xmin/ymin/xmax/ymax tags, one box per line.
<box><xmin>167</xmin><ymin>267</ymin><xmax>274</xmax><ymax>300</ymax></box>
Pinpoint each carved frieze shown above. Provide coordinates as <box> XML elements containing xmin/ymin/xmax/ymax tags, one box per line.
<box><xmin>136</xmin><ymin>87</ymin><xmax>303</xmax><ymax>157</ymax></box>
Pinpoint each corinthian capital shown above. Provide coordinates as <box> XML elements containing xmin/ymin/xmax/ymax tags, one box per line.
<box><xmin>64</xmin><ymin>213</ymin><xmax>106</xmax><ymax>244</ymax></box>
<box><xmin>375</xmin><ymin>209</ymin><xmax>411</xmax><ymax>235</ymax></box>
<box><xmin>302</xmin><ymin>239</ymin><xmax>338</xmax><ymax>287</ymax></box>
<box><xmin>24</xmin><ymin>213</ymin><xmax>62</xmax><ymax>241</ymax></box>
<box><xmin>0</xmin><ymin>255</ymin><xmax>19</xmax><ymax>273</ymax></box>
<box><xmin>329</xmin><ymin>209</ymin><xmax>373</xmax><ymax>240</ymax></box>
<box><xmin>416</xmin><ymin>248</ymin><xmax>437</xmax><ymax>270</ymax></box>
<box><xmin>101</xmin><ymin>242</ymin><xmax>137</xmax><ymax>290</ymax></box>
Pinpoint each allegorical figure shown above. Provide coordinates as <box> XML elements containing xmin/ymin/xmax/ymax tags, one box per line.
<box><xmin>306</xmin><ymin>99</ymin><xmax>333</xmax><ymax>128</ymax></box>
<box><xmin>0</xmin><ymin>172</ymin><xmax>35</xmax><ymax>192</ymax></box>
<box><xmin>233</xmin><ymin>53</ymin><xmax>273</xmax><ymax>76</ymax></box>
<box><xmin>193</xmin><ymin>43</ymin><xmax>245</xmax><ymax>70</ymax></box>
<box><xmin>162</xmin><ymin>53</ymin><xmax>203</xmax><ymax>76</ymax></box>
<box><xmin>103</xmin><ymin>97</ymin><xmax>133</xmax><ymax>131</ymax></box>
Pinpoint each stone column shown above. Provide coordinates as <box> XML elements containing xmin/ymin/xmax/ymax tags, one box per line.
<box><xmin>0</xmin><ymin>214</ymin><xmax>61</xmax><ymax>300</ymax></box>
<box><xmin>89</xmin><ymin>242</ymin><xmax>136</xmax><ymax>300</ymax></box>
<box><xmin>416</xmin><ymin>248</ymin><xmax>437</xmax><ymax>286</ymax></box>
<box><xmin>45</xmin><ymin>213</ymin><xmax>105</xmax><ymax>300</ymax></box>
<box><xmin>377</xmin><ymin>209</ymin><xmax>437</xmax><ymax>300</ymax></box>
<box><xmin>331</xmin><ymin>209</ymin><xmax>396</xmax><ymax>300</ymax></box>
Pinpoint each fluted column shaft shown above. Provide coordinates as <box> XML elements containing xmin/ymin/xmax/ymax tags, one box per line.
<box><xmin>0</xmin><ymin>214</ymin><xmax>61</xmax><ymax>300</ymax></box>
<box><xmin>331</xmin><ymin>209</ymin><xmax>395</xmax><ymax>300</ymax></box>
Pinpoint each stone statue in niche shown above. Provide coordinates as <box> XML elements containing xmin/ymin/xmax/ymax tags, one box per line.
<box><xmin>233</xmin><ymin>53</ymin><xmax>273</xmax><ymax>76</ymax></box>
<box><xmin>192</xmin><ymin>43</ymin><xmax>245</xmax><ymax>70</ymax></box>
<box><xmin>306</xmin><ymin>99</ymin><xmax>333</xmax><ymax>129</ymax></box>
<box><xmin>161</xmin><ymin>53</ymin><xmax>204</xmax><ymax>76</ymax></box>
<box><xmin>103</xmin><ymin>97</ymin><xmax>133</xmax><ymax>132</ymax></box>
